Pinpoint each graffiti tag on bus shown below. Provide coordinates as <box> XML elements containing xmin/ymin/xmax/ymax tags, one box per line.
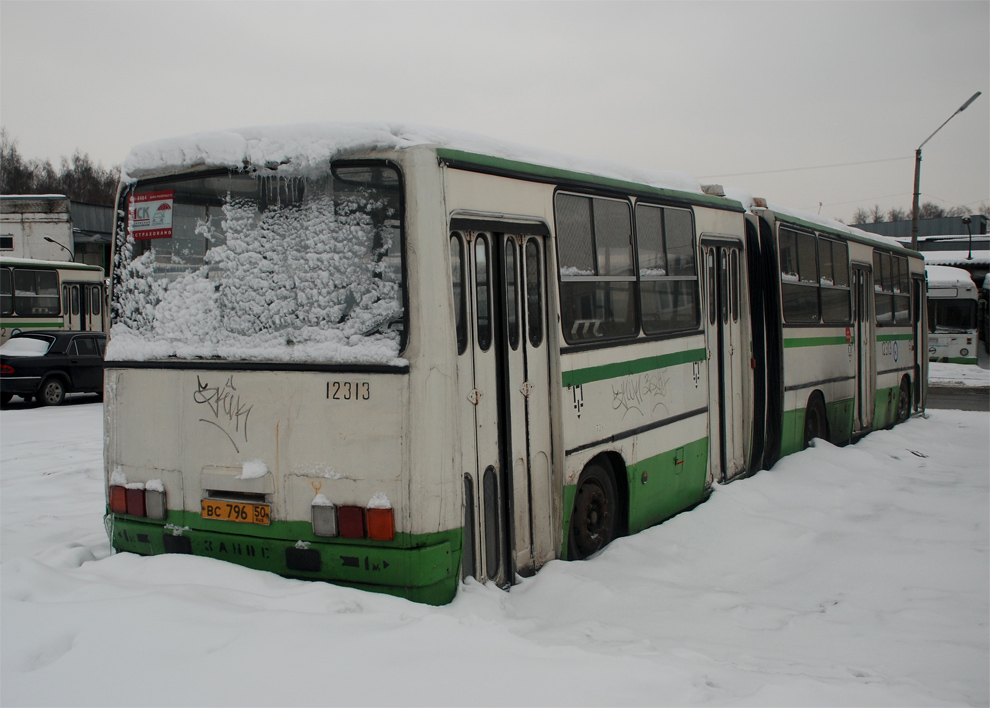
<box><xmin>194</xmin><ymin>375</ymin><xmax>253</xmax><ymax>453</ymax></box>
<box><xmin>612</xmin><ymin>369</ymin><xmax>671</xmax><ymax>418</ymax></box>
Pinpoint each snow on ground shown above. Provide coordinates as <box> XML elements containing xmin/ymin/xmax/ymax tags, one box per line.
<box><xmin>1</xmin><ymin>402</ymin><xmax>987</xmax><ymax>707</ymax></box>
<box><xmin>929</xmin><ymin>345</ymin><xmax>990</xmax><ymax>388</ymax></box>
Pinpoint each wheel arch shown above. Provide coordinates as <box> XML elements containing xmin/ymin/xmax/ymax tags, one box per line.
<box><xmin>598</xmin><ymin>451</ymin><xmax>629</xmax><ymax>538</ymax></box>
<box><xmin>805</xmin><ymin>389</ymin><xmax>830</xmax><ymax>444</ymax></box>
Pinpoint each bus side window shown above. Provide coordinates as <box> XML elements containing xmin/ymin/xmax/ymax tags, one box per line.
<box><xmin>12</xmin><ymin>269</ymin><xmax>59</xmax><ymax>316</ymax></box>
<box><xmin>0</xmin><ymin>269</ymin><xmax>11</xmax><ymax>316</ymax></box>
<box><xmin>555</xmin><ymin>193</ymin><xmax>637</xmax><ymax>343</ymax></box>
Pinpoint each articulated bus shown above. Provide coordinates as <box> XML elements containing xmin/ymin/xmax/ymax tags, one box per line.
<box><xmin>104</xmin><ymin>125</ymin><xmax>926</xmax><ymax>604</ymax></box>
<box><xmin>926</xmin><ymin>264</ymin><xmax>979</xmax><ymax>364</ymax></box>
<box><xmin>1</xmin><ymin>256</ymin><xmax>106</xmax><ymax>344</ymax></box>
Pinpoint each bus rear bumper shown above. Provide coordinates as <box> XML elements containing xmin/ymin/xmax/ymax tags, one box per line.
<box><xmin>107</xmin><ymin>514</ymin><xmax>460</xmax><ymax>605</ymax></box>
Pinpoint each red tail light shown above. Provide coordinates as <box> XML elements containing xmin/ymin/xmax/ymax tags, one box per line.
<box><xmin>367</xmin><ymin>508</ymin><xmax>394</xmax><ymax>541</ymax></box>
<box><xmin>0</xmin><ymin>364</ymin><xmax>13</xmax><ymax>375</ymax></box>
<box><xmin>109</xmin><ymin>485</ymin><xmax>127</xmax><ymax>514</ymax></box>
<box><xmin>338</xmin><ymin>506</ymin><xmax>366</xmax><ymax>539</ymax></box>
<box><xmin>126</xmin><ymin>488</ymin><xmax>146</xmax><ymax>517</ymax></box>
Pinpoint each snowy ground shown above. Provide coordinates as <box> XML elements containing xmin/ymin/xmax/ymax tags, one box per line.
<box><xmin>929</xmin><ymin>345</ymin><xmax>990</xmax><ymax>388</ymax></box>
<box><xmin>1</xmin><ymin>402</ymin><xmax>987</xmax><ymax>707</ymax></box>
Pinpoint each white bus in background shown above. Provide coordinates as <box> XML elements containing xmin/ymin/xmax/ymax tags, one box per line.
<box><xmin>102</xmin><ymin>124</ymin><xmax>926</xmax><ymax>605</ymax></box>
<box><xmin>926</xmin><ymin>265</ymin><xmax>979</xmax><ymax>364</ymax></box>
<box><xmin>982</xmin><ymin>273</ymin><xmax>990</xmax><ymax>354</ymax></box>
<box><xmin>0</xmin><ymin>256</ymin><xmax>106</xmax><ymax>344</ymax></box>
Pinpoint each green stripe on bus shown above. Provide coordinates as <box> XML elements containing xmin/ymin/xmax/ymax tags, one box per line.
<box><xmin>627</xmin><ymin>437</ymin><xmax>709</xmax><ymax>534</ymax></box>
<box><xmin>783</xmin><ymin>335</ymin><xmax>849</xmax><ymax>348</ymax></box>
<box><xmin>436</xmin><ymin>148</ymin><xmax>742</xmax><ymax>210</ymax></box>
<box><xmin>876</xmin><ymin>333</ymin><xmax>914</xmax><ymax>342</ymax></box>
<box><xmin>561</xmin><ymin>348</ymin><xmax>707</xmax><ymax>387</ymax></box>
<box><xmin>931</xmin><ymin>356</ymin><xmax>979</xmax><ymax>365</ymax></box>
<box><xmin>110</xmin><ymin>512</ymin><xmax>462</xmax><ymax>605</ymax></box>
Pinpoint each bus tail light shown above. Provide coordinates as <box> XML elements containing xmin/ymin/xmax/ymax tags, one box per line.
<box><xmin>145</xmin><ymin>488</ymin><xmax>167</xmax><ymax>520</ymax></box>
<box><xmin>126</xmin><ymin>487</ymin><xmax>146</xmax><ymax>517</ymax></box>
<box><xmin>338</xmin><ymin>506</ymin><xmax>366</xmax><ymax>539</ymax></box>
<box><xmin>0</xmin><ymin>364</ymin><xmax>14</xmax><ymax>375</ymax></box>
<box><xmin>367</xmin><ymin>508</ymin><xmax>394</xmax><ymax>541</ymax></box>
<box><xmin>109</xmin><ymin>485</ymin><xmax>128</xmax><ymax>514</ymax></box>
<box><xmin>312</xmin><ymin>503</ymin><xmax>338</xmax><ymax>537</ymax></box>
<box><xmin>109</xmin><ymin>484</ymin><xmax>166</xmax><ymax>520</ymax></box>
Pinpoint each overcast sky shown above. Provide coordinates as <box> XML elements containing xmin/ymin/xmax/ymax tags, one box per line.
<box><xmin>2</xmin><ymin>1</ymin><xmax>987</xmax><ymax>223</ymax></box>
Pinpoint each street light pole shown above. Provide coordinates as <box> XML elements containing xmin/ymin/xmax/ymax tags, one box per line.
<box><xmin>43</xmin><ymin>236</ymin><xmax>72</xmax><ymax>260</ymax></box>
<box><xmin>911</xmin><ymin>91</ymin><xmax>983</xmax><ymax>251</ymax></box>
<box><xmin>911</xmin><ymin>91</ymin><xmax>982</xmax><ymax>251</ymax></box>
<box><xmin>962</xmin><ymin>215</ymin><xmax>973</xmax><ymax>261</ymax></box>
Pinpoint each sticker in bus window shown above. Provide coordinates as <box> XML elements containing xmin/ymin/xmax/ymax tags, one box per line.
<box><xmin>128</xmin><ymin>190</ymin><xmax>174</xmax><ymax>240</ymax></box>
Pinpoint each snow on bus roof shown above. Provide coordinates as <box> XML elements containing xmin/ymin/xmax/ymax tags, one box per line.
<box><xmin>0</xmin><ymin>255</ymin><xmax>103</xmax><ymax>271</ymax></box>
<box><xmin>723</xmin><ymin>186</ymin><xmax>906</xmax><ymax>251</ymax></box>
<box><xmin>926</xmin><ymin>264</ymin><xmax>977</xmax><ymax>289</ymax></box>
<box><xmin>122</xmin><ymin>122</ymin><xmax>706</xmax><ymax>197</ymax></box>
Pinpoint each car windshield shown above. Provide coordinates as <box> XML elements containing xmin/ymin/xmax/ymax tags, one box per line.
<box><xmin>110</xmin><ymin>164</ymin><xmax>404</xmax><ymax>364</ymax></box>
<box><xmin>0</xmin><ymin>336</ymin><xmax>53</xmax><ymax>357</ymax></box>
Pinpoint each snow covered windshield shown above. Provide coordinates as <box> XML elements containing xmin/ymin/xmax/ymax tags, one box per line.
<box><xmin>109</xmin><ymin>163</ymin><xmax>405</xmax><ymax>364</ymax></box>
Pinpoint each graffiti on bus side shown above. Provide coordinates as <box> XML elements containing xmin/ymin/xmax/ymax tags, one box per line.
<box><xmin>612</xmin><ymin>369</ymin><xmax>671</xmax><ymax>419</ymax></box>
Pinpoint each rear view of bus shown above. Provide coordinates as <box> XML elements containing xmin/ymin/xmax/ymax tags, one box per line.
<box><xmin>926</xmin><ymin>265</ymin><xmax>979</xmax><ymax>364</ymax></box>
<box><xmin>104</xmin><ymin>141</ymin><xmax>455</xmax><ymax>604</ymax></box>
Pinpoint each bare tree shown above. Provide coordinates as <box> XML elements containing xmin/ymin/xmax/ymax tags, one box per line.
<box><xmin>887</xmin><ymin>207</ymin><xmax>908</xmax><ymax>222</ymax></box>
<box><xmin>868</xmin><ymin>205</ymin><xmax>885</xmax><ymax>223</ymax></box>
<box><xmin>919</xmin><ymin>202</ymin><xmax>946</xmax><ymax>219</ymax></box>
<box><xmin>0</xmin><ymin>128</ymin><xmax>119</xmax><ymax>206</ymax></box>
<box><xmin>852</xmin><ymin>207</ymin><xmax>871</xmax><ymax>224</ymax></box>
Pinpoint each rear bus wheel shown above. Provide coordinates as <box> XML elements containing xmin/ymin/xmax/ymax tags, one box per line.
<box><xmin>568</xmin><ymin>461</ymin><xmax>618</xmax><ymax>560</ymax></box>
<box><xmin>897</xmin><ymin>377</ymin><xmax>911</xmax><ymax>424</ymax></box>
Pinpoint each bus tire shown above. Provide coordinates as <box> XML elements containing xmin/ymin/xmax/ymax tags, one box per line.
<box><xmin>39</xmin><ymin>378</ymin><xmax>66</xmax><ymax>406</ymax></box>
<box><xmin>803</xmin><ymin>393</ymin><xmax>828</xmax><ymax>448</ymax></box>
<box><xmin>0</xmin><ymin>392</ymin><xmax>11</xmax><ymax>405</ymax></box>
<box><xmin>568</xmin><ymin>459</ymin><xmax>618</xmax><ymax>561</ymax></box>
<box><xmin>896</xmin><ymin>377</ymin><xmax>911</xmax><ymax>424</ymax></box>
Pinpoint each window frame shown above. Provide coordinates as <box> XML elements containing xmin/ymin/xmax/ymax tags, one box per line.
<box><xmin>634</xmin><ymin>202</ymin><xmax>701</xmax><ymax>336</ymax></box>
<box><xmin>554</xmin><ymin>191</ymin><xmax>638</xmax><ymax>344</ymax></box>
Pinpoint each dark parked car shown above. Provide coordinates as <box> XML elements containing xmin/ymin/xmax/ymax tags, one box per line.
<box><xmin>0</xmin><ymin>330</ymin><xmax>106</xmax><ymax>406</ymax></box>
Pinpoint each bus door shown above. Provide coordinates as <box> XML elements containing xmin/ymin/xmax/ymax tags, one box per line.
<box><xmin>85</xmin><ymin>283</ymin><xmax>105</xmax><ymax>332</ymax></box>
<box><xmin>852</xmin><ymin>265</ymin><xmax>875</xmax><ymax>432</ymax></box>
<box><xmin>62</xmin><ymin>283</ymin><xmax>83</xmax><ymax>331</ymax></box>
<box><xmin>701</xmin><ymin>238</ymin><xmax>747</xmax><ymax>482</ymax></box>
<box><xmin>911</xmin><ymin>275</ymin><xmax>926</xmax><ymax>411</ymax></box>
<box><xmin>455</xmin><ymin>228</ymin><xmax>553</xmax><ymax>588</ymax></box>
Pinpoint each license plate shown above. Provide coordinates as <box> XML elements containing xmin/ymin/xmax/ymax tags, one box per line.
<box><xmin>201</xmin><ymin>499</ymin><xmax>271</xmax><ymax>526</ymax></box>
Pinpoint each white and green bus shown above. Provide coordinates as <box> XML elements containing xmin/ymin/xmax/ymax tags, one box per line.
<box><xmin>926</xmin><ymin>264</ymin><xmax>979</xmax><ymax>364</ymax></box>
<box><xmin>104</xmin><ymin>125</ymin><xmax>926</xmax><ymax>604</ymax></box>
<box><xmin>1</xmin><ymin>256</ymin><xmax>106</xmax><ymax>344</ymax></box>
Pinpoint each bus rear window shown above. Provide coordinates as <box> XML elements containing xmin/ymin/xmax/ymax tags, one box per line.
<box><xmin>111</xmin><ymin>163</ymin><xmax>404</xmax><ymax>363</ymax></box>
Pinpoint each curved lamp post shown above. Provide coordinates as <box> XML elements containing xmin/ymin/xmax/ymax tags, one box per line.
<box><xmin>911</xmin><ymin>91</ymin><xmax>982</xmax><ymax>251</ymax></box>
<box><xmin>43</xmin><ymin>236</ymin><xmax>72</xmax><ymax>259</ymax></box>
